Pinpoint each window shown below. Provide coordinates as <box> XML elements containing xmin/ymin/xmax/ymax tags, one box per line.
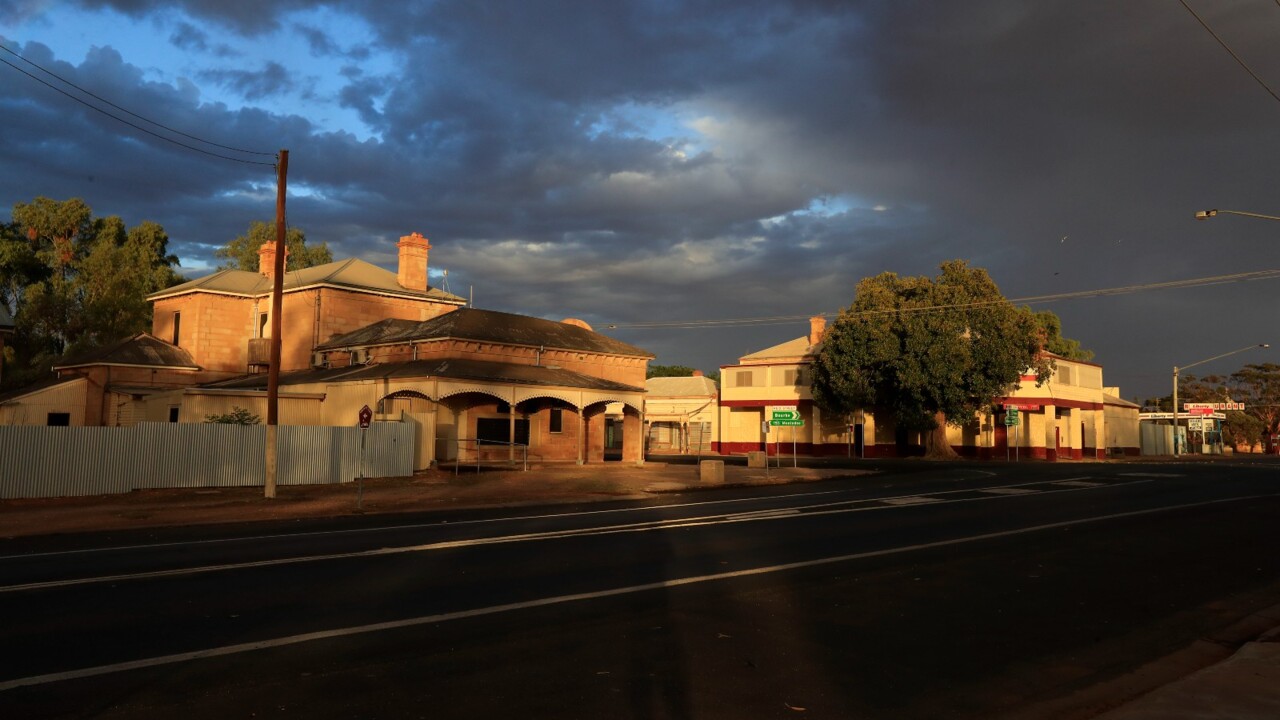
<box><xmin>168</xmin><ymin>407</ymin><xmax>180</xmax><ymax>423</ymax></box>
<box><xmin>735</xmin><ymin>370</ymin><xmax>753</xmax><ymax>388</ymax></box>
<box><xmin>477</xmin><ymin>417</ymin><xmax>529</xmax><ymax>445</ymax></box>
<box><xmin>550</xmin><ymin>407</ymin><xmax>563</xmax><ymax>433</ymax></box>
<box><xmin>46</xmin><ymin>412</ymin><xmax>70</xmax><ymax>426</ymax></box>
<box><xmin>1058</xmin><ymin>366</ymin><xmax>1073</xmax><ymax>385</ymax></box>
<box><xmin>258</xmin><ymin>313</ymin><xmax>268</xmax><ymax>339</ymax></box>
<box><xmin>782</xmin><ymin>369</ymin><xmax>800</xmax><ymax>386</ymax></box>
<box><xmin>172</xmin><ymin>312</ymin><xmax>181</xmax><ymax>346</ymax></box>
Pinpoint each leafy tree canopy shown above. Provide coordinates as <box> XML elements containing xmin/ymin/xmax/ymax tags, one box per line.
<box><xmin>214</xmin><ymin>221</ymin><xmax>332</xmax><ymax>272</ymax></box>
<box><xmin>1033</xmin><ymin>310</ymin><xmax>1094</xmax><ymax>361</ymax></box>
<box><xmin>811</xmin><ymin>260</ymin><xmax>1053</xmax><ymax>457</ymax></box>
<box><xmin>2</xmin><ymin>197</ymin><xmax>182</xmax><ymax>390</ymax></box>
<box><xmin>648</xmin><ymin>364</ymin><xmax>699</xmax><ymax>379</ymax></box>
<box><xmin>205</xmin><ymin>406</ymin><xmax>262</xmax><ymax>425</ymax></box>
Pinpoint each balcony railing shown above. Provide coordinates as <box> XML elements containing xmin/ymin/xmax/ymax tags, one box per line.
<box><xmin>247</xmin><ymin>337</ymin><xmax>271</xmax><ymax>366</ymax></box>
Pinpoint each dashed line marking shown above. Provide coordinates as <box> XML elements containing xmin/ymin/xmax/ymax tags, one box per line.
<box><xmin>3</xmin><ymin>491</ymin><xmax>1273</xmax><ymax>693</ymax></box>
<box><xmin>881</xmin><ymin>496</ymin><xmax>943</xmax><ymax>505</ymax></box>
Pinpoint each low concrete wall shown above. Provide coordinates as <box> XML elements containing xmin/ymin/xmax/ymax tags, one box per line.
<box><xmin>699</xmin><ymin>460</ymin><xmax>725</xmax><ymax>484</ymax></box>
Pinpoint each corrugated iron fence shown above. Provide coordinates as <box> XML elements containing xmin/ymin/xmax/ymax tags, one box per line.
<box><xmin>0</xmin><ymin>422</ymin><xmax>414</xmax><ymax>499</ymax></box>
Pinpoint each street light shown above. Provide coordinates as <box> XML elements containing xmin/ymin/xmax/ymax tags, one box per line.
<box><xmin>1195</xmin><ymin>208</ymin><xmax>1280</xmax><ymax>222</ymax></box>
<box><xmin>1172</xmin><ymin>343</ymin><xmax>1269</xmax><ymax>456</ymax></box>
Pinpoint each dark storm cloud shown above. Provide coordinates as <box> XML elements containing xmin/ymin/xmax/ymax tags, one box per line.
<box><xmin>5</xmin><ymin>1</ymin><xmax>1279</xmax><ymax>394</ymax></box>
<box><xmin>168</xmin><ymin>21</ymin><xmax>207</xmax><ymax>51</ymax></box>
<box><xmin>199</xmin><ymin>61</ymin><xmax>292</xmax><ymax>100</ymax></box>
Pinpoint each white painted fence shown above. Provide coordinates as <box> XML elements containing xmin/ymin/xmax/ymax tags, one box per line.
<box><xmin>0</xmin><ymin>422</ymin><xmax>414</xmax><ymax>499</ymax></box>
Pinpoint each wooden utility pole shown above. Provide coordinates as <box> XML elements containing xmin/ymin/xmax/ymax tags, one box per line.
<box><xmin>265</xmin><ymin>149</ymin><xmax>288</xmax><ymax>498</ymax></box>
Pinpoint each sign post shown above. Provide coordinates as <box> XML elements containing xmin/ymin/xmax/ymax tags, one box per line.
<box><xmin>1003</xmin><ymin>408</ymin><xmax>1019</xmax><ymax>461</ymax></box>
<box><xmin>770</xmin><ymin>406</ymin><xmax>803</xmax><ymax>469</ymax></box>
<box><xmin>357</xmin><ymin>404</ymin><xmax>372</xmax><ymax>511</ymax></box>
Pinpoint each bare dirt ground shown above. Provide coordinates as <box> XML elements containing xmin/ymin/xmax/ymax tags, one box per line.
<box><xmin>0</xmin><ymin>462</ymin><xmax>863</xmax><ymax>539</ymax></box>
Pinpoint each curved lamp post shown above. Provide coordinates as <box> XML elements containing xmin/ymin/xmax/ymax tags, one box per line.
<box><xmin>1172</xmin><ymin>343</ymin><xmax>1269</xmax><ymax>455</ymax></box>
<box><xmin>1195</xmin><ymin>208</ymin><xmax>1280</xmax><ymax>222</ymax></box>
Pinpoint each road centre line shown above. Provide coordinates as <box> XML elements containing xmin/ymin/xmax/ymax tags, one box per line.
<box><xmin>2</xmin><ymin>491</ymin><xmax>1273</xmax><ymax>693</ymax></box>
<box><xmin>0</xmin><ymin>478</ymin><xmax>1149</xmax><ymax>595</ymax></box>
<box><xmin>0</xmin><ymin>486</ymin><xmax>871</xmax><ymax>561</ymax></box>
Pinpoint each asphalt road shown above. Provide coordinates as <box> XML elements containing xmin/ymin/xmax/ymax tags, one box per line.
<box><xmin>1</xmin><ymin>460</ymin><xmax>1278</xmax><ymax>719</ymax></box>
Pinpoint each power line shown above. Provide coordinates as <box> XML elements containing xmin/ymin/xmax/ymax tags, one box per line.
<box><xmin>0</xmin><ymin>49</ymin><xmax>275</xmax><ymax>167</ymax></box>
<box><xmin>604</xmin><ymin>268</ymin><xmax>1280</xmax><ymax>330</ymax></box>
<box><xmin>0</xmin><ymin>44</ymin><xmax>275</xmax><ymax>157</ymax></box>
<box><xmin>1178</xmin><ymin>0</ymin><xmax>1280</xmax><ymax>107</ymax></box>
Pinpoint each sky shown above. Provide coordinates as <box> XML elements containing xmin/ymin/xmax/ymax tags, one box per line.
<box><xmin>2</xmin><ymin>0</ymin><xmax>1279</xmax><ymax>401</ymax></box>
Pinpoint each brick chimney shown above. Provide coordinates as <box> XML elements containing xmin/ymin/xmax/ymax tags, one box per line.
<box><xmin>397</xmin><ymin>232</ymin><xmax>431</xmax><ymax>292</ymax></box>
<box><xmin>258</xmin><ymin>241</ymin><xmax>287</xmax><ymax>281</ymax></box>
<box><xmin>692</xmin><ymin>370</ymin><xmax>703</xmax><ymax>377</ymax></box>
<box><xmin>809</xmin><ymin>315</ymin><xmax>826</xmax><ymax>346</ymax></box>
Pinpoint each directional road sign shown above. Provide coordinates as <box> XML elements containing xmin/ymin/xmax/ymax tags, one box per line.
<box><xmin>770</xmin><ymin>406</ymin><xmax>803</xmax><ymax>426</ymax></box>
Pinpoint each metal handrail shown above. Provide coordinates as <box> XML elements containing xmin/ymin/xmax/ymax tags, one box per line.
<box><xmin>453</xmin><ymin>437</ymin><xmax>529</xmax><ymax>474</ymax></box>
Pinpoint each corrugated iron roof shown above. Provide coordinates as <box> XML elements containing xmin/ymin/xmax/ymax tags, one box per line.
<box><xmin>317</xmin><ymin>307</ymin><xmax>654</xmax><ymax>359</ymax></box>
<box><xmin>148</xmin><ymin>257</ymin><xmax>467</xmax><ymax>303</ymax></box>
<box><xmin>54</xmin><ymin>333</ymin><xmax>200</xmax><ymax>370</ymax></box>
<box><xmin>0</xmin><ymin>376</ymin><xmax>79</xmax><ymax>404</ymax></box>
<box><xmin>739</xmin><ymin>335</ymin><xmax>815</xmax><ymax>362</ymax></box>
<box><xmin>202</xmin><ymin>357</ymin><xmax>645</xmax><ymax>393</ymax></box>
<box><xmin>646</xmin><ymin>376</ymin><xmax>718</xmax><ymax>396</ymax></box>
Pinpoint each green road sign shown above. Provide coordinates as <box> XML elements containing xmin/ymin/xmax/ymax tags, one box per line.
<box><xmin>770</xmin><ymin>406</ymin><xmax>803</xmax><ymax>426</ymax></box>
<box><xmin>1004</xmin><ymin>407</ymin><xmax>1019</xmax><ymax>425</ymax></box>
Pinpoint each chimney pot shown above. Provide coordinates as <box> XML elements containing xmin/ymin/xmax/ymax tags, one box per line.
<box><xmin>809</xmin><ymin>315</ymin><xmax>827</xmax><ymax>346</ymax></box>
<box><xmin>398</xmin><ymin>232</ymin><xmax>431</xmax><ymax>292</ymax></box>
<box><xmin>258</xmin><ymin>241</ymin><xmax>287</xmax><ymax>281</ymax></box>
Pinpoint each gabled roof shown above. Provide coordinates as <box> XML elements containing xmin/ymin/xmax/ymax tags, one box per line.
<box><xmin>148</xmin><ymin>258</ymin><xmax>467</xmax><ymax>304</ymax></box>
<box><xmin>54</xmin><ymin>333</ymin><xmax>200</xmax><ymax>370</ymax></box>
<box><xmin>646</xmin><ymin>376</ymin><xmax>718</xmax><ymax>397</ymax></box>
<box><xmin>738</xmin><ymin>335</ymin><xmax>815</xmax><ymax>363</ymax></box>
<box><xmin>201</xmin><ymin>357</ymin><xmax>645</xmax><ymax>394</ymax></box>
<box><xmin>1103</xmin><ymin>392</ymin><xmax>1140</xmax><ymax>409</ymax></box>
<box><xmin>0</xmin><ymin>376</ymin><xmax>81</xmax><ymax>404</ymax></box>
<box><xmin>317</xmin><ymin>307</ymin><xmax>654</xmax><ymax>359</ymax></box>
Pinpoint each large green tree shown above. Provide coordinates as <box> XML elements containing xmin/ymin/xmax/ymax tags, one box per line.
<box><xmin>1227</xmin><ymin>363</ymin><xmax>1280</xmax><ymax>452</ymax></box>
<box><xmin>214</xmin><ymin>220</ymin><xmax>332</xmax><ymax>271</ymax></box>
<box><xmin>2</xmin><ymin>197</ymin><xmax>181</xmax><ymax>390</ymax></box>
<box><xmin>648</xmin><ymin>364</ymin><xmax>699</xmax><ymax>379</ymax></box>
<box><xmin>811</xmin><ymin>260</ymin><xmax>1054</xmax><ymax>458</ymax></box>
<box><xmin>1033</xmin><ymin>310</ymin><xmax>1094</xmax><ymax>361</ymax></box>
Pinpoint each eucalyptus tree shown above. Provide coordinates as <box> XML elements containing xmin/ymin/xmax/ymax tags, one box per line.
<box><xmin>811</xmin><ymin>260</ymin><xmax>1053</xmax><ymax>458</ymax></box>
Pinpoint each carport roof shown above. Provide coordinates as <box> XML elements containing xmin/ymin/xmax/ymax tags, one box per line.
<box><xmin>201</xmin><ymin>357</ymin><xmax>645</xmax><ymax>394</ymax></box>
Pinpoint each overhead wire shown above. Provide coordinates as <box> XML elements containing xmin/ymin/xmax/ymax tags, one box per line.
<box><xmin>604</xmin><ymin>268</ymin><xmax>1280</xmax><ymax>330</ymax></box>
<box><xmin>1178</xmin><ymin>0</ymin><xmax>1280</xmax><ymax>107</ymax></box>
<box><xmin>0</xmin><ymin>45</ymin><xmax>276</xmax><ymax>167</ymax></box>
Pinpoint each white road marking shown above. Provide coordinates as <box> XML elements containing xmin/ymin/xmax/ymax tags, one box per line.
<box><xmin>978</xmin><ymin>488</ymin><xmax>1038</xmax><ymax>496</ymax></box>
<box><xmin>1049</xmin><ymin>480</ymin><xmax>1104</xmax><ymax>488</ymax></box>
<box><xmin>724</xmin><ymin>509</ymin><xmax>802</xmax><ymax>521</ymax></box>
<box><xmin>0</xmin><ymin>486</ymin><xmax>870</xmax><ymax>561</ymax></box>
<box><xmin>0</xmin><ymin>479</ymin><xmax>1153</xmax><ymax>594</ymax></box>
<box><xmin>2</xmin><ymin>491</ymin><xmax>1273</xmax><ymax>692</ymax></box>
<box><xmin>1118</xmin><ymin>473</ymin><xmax>1183</xmax><ymax>478</ymax></box>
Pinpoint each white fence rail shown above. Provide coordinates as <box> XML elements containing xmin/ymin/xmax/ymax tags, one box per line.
<box><xmin>0</xmin><ymin>422</ymin><xmax>414</xmax><ymax>499</ymax></box>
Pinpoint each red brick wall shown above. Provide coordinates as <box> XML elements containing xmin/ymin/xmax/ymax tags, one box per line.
<box><xmin>155</xmin><ymin>288</ymin><xmax>462</xmax><ymax>373</ymax></box>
